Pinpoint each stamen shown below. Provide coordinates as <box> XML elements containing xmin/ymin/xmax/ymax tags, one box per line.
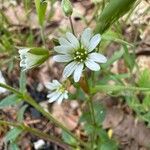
<box><xmin>73</xmin><ymin>49</ymin><xmax>88</xmax><ymax>62</ymax></box>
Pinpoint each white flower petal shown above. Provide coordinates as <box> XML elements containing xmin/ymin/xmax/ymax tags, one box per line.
<box><xmin>0</xmin><ymin>71</ymin><xmax>7</xmax><ymax>93</ymax></box>
<box><xmin>54</xmin><ymin>46</ymin><xmax>73</xmax><ymax>54</ymax></box>
<box><xmin>45</xmin><ymin>83</ymin><xmax>58</xmax><ymax>90</ymax></box>
<box><xmin>52</xmin><ymin>80</ymin><xmax>61</xmax><ymax>87</ymax></box>
<box><xmin>73</xmin><ymin>63</ymin><xmax>84</xmax><ymax>82</ymax></box>
<box><xmin>88</xmin><ymin>34</ymin><xmax>101</xmax><ymax>52</ymax></box>
<box><xmin>89</xmin><ymin>52</ymin><xmax>107</xmax><ymax>63</ymax></box>
<box><xmin>18</xmin><ymin>48</ymin><xmax>30</xmax><ymax>55</ymax></box>
<box><xmin>53</xmin><ymin>55</ymin><xmax>72</xmax><ymax>62</ymax></box>
<box><xmin>63</xmin><ymin>92</ymin><xmax>68</xmax><ymax>99</ymax></box>
<box><xmin>25</xmin><ymin>53</ymin><xmax>43</xmax><ymax>69</ymax></box>
<box><xmin>63</xmin><ymin>61</ymin><xmax>78</xmax><ymax>78</ymax></box>
<box><xmin>47</xmin><ymin>91</ymin><xmax>57</xmax><ymax>98</ymax></box>
<box><xmin>57</xmin><ymin>94</ymin><xmax>64</xmax><ymax>104</ymax></box>
<box><xmin>48</xmin><ymin>92</ymin><xmax>61</xmax><ymax>103</ymax></box>
<box><xmin>81</xmin><ymin>28</ymin><xmax>92</xmax><ymax>48</ymax></box>
<box><xmin>85</xmin><ymin>59</ymin><xmax>100</xmax><ymax>71</ymax></box>
<box><xmin>20</xmin><ymin>60</ymin><xmax>26</xmax><ymax>67</ymax></box>
<box><xmin>66</xmin><ymin>32</ymin><xmax>79</xmax><ymax>49</ymax></box>
<box><xmin>58</xmin><ymin>37</ymin><xmax>72</xmax><ymax>46</ymax></box>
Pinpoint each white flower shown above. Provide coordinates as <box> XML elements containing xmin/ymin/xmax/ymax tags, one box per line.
<box><xmin>0</xmin><ymin>71</ymin><xmax>7</xmax><ymax>93</ymax></box>
<box><xmin>53</xmin><ymin>28</ymin><xmax>107</xmax><ymax>82</ymax></box>
<box><xmin>46</xmin><ymin>80</ymin><xmax>68</xmax><ymax>104</ymax></box>
<box><xmin>19</xmin><ymin>48</ymin><xmax>49</xmax><ymax>70</ymax></box>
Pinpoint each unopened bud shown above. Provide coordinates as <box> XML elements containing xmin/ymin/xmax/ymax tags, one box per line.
<box><xmin>19</xmin><ymin>47</ymin><xmax>50</xmax><ymax>70</ymax></box>
<box><xmin>61</xmin><ymin>0</ymin><xmax>73</xmax><ymax>17</ymax></box>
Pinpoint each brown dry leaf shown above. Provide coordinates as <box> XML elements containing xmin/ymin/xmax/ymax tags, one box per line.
<box><xmin>4</xmin><ymin>5</ymin><xmax>26</xmax><ymax>25</ymax></box>
<box><xmin>103</xmin><ymin>107</ymin><xmax>124</xmax><ymax>128</ymax></box>
<box><xmin>136</xmin><ymin>55</ymin><xmax>150</xmax><ymax>72</ymax></box>
<box><xmin>52</xmin><ymin>102</ymin><xmax>79</xmax><ymax>131</ymax></box>
<box><xmin>114</xmin><ymin>115</ymin><xmax>150</xmax><ymax>148</ymax></box>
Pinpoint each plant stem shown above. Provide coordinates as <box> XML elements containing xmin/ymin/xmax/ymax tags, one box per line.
<box><xmin>82</xmin><ymin>73</ymin><xmax>96</xmax><ymax>149</ymax></box>
<box><xmin>0</xmin><ymin>120</ymin><xmax>71</xmax><ymax>149</ymax></box>
<box><xmin>69</xmin><ymin>16</ymin><xmax>75</xmax><ymax>35</ymax></box>
<box><xmin>0</xmin><ymin>83</ymin><xmax>89</xmax><ymax>149</ymax></box>
<box><xmin>87</xmin><ymin>95</ymin><xmax>96</xmax><ymax>149</ymax></box>
<box><xmin>40</xmin><ymin>25</ymin><xmax>46</xmax><ymax>47</ymax></box>
<box><xmin>88</xmin><ymin>96</ymin><xmax>96</xmax><ymax>126</ymax></box>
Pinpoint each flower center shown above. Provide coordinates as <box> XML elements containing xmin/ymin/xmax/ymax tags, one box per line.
<box><xmin>58</xmin><ymin>85</ymin><xmax>66</xmax><ymax>93</ymax></box>
<box><xmin>73</xmin><ymin>49</ymin><xmax>88</xmax><ymax>62</ymax></box>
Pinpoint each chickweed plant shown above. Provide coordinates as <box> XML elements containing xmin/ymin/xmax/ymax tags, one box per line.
<box><xmin>0</xmin><ymin>0</ymin><xmax>149</xmax><ymax>149</ymax></box>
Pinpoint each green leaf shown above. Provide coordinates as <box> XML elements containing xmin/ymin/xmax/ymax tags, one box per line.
<box><xmin>19</xmin><ymin>71</ymin><xmax>26</xmax><ymax>92</ymax></box>
<box><xmin>35</xmin><ymin>0</ymin><xmax>47</xmax><ymax>26</ymax></box>
<box><xmin>102</xmin><ymin>31</ymin><xmax>133</xmax><ymax>47</ymax></box>
<box><xmin>91</xmin><ymin>85</ymin><xmax>150</xmax><ymax>94</ymax></box>
<box><xmin>123</xmin><ymin>45</ymin><xmax>135</xmax><ymax>71</ymax></box>
<box><xmin>137</xmin><ymin>69</ymin><xmax>150</xmax><ymax>88</ymax></box>
<box><xmin>17</xmin><ymin>105</ymin><xmax>28</xmax><ymax>122</ymax></box>
<box><xmin>143</xmin><ymin>95</ymin><xmax>150</xmax><ymax>111</ymax></box>
<box><xmin>99</xmin><ymin>142</ymin><xmax>118</xmax><ymax>150</ymax></box>
<box><xmin>97</xmin><ymin>129</ymin><xmax>118</xmax><ymax>150</ymax></box>
<box><xmin>5</xmin><ymin>128</ymin><xmax>22</xmax><ymax>143</ymax></box>
<box><xmin>29</xmin><ymin>47</ymin><xmax>49</xmax><ymax>55</ymax></box>
<box><xmin>94</xmin><ymin>102</ymin><xmax>106</xmax><ymax>125</ymax></box>
<box><xmin>80</xmin><ymin>102</ymin><xmax>106</xmax><ymax>128</ymax></box>
<box><xmin>102</xmin><ymin>48</ymin><xmax>124</xmax><ymax>68</ymax></box>
<box><xmin>0</xmin><ymin>94</ymin><xmax>21</xmax><ymax>109</ymax></box>
<box><xmin>95</xmin><ymin>0</ymin><xmax>137</xmax><ymax>34</ymax></box>
<box><xmin>62</xmin><ymin>131</ymin><xmax>77</xmax><ymax>146</ymax></box>
<box><xmin>8</xmin><ymin>143</ymin><xmax>20</xmax><ymax>150</ymax></box>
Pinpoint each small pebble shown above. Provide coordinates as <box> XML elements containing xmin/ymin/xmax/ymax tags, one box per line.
<box><xmin>34</xmin><ymin>139</ymin><xmax>45</xmax><ymax>150</ymax></box>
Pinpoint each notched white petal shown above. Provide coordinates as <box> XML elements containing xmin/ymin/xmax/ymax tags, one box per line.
<box><xmin>85</xmin><ymin>59</ymin><xmax>100</xmax><ymax>71</ymax></box>
<box><xmin>73</xmin><ymin>63</ymin><xmax>84</xmax><ymax>82</ymax></box>
<box><xmin>18</xmin><ymin>48</ymin><xmax>30</xmax><ymax>54</ymax></box>
<box><xmin>81</xmin><ymin>28</ymin><xmax>92</xmax><ymax>48</ymax></box>
<box><xmin>88</xmin><ymin>34</ymin><xmax>101</xmax><ymax>52</ymax></box>
<box><xmin>58</xmin><ymin>37</ymin><xmax>72</xmax><ymax>47</ymax></box>
<box><xmin>54</xmin><ymin>46</ymin><xmax>73</xmax><ymax>54</ymax></box>
<box><xmin>66</xmin><ymin>32</ymin><xmax>79</xmax><ymax>49</ymax></box>
<box><xmin>63</xmin><ymin>61</ymin><xmax>78</xmax><ymax>78</ymax></box>
<box><xmin>53</xmin><ymin>55</ymin><xmax>72</xmax><ymax>62</ymax></box>
<box><xmin>45</xmin><ymin>83</ymin><xmax>57</xmax><ymax>90</ymax></box>
<box><xmin>57</xmin><ymin>94</ymin><xmax>64</xmax><ymax>104</ymax></box>
<box><xmin>52</xmin><ymin>80</ymin><xmax>61</xmax><ymax>86</ymax></box>
<box><xmin>89</xmin><ymin>52</ymin><xmax>107</xmax><ymax>63</ymax></box>
<box><xmin>48</xmin><ymin>92</ymin><xmax>61</xmax><ymax>103</ymax></box>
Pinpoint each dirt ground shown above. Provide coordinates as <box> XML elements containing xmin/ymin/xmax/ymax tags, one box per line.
<box><xmin>0</xmin><ymin>0</ymin><xmax>150</xmax><ymax>149</ymax></box>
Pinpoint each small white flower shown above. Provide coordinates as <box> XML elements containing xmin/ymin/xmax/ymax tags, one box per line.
<box><xmin>46</xmin><ymin>80</ymin><xmax>68</xmax><ymax>104</ymax></box>
<box><xmin>53</xmin><ymin>28</ymin><xmax>107</xmax><ymax>82</ymax></box>
<box><xmin>19</xmin><ymin>48</ymin><xmax>38</xmax><ymax>70</ymax></box>
<box><xmin>0</xmin><ymin>71</ymin><xmax>7</xmax><ymax>93</ymax></box>
<box><xmin>19</xmin><ymin>48</ymin><xmax>49</xmax><ymax>70</ymax></box>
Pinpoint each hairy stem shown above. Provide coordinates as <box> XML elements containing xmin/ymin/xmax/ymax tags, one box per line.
<box><xmin>0</xmin><ymin>120</ymin><xmax>72</xmax><ymax>149</ymax></box>
<box><xmin>0</xmin><ymin>83</ymin><xmax>89</xmax><ymax>149</ymax></box>
<box><xmin>69</xmin><ymin>16</ymin><xmax>75</xmax><ymax>35</ymax></box>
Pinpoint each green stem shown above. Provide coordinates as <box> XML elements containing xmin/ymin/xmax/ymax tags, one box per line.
<box><xmin>91</xmin><ymin>85</ymin><xmax>150</xmax><ymax>94</ymax></box>
<box><xmin>87</xmin><ymin>96</ymin><xmax>96</xmax><ymax>149</ymax></box>
<box><xmin>83</xmin><ymin>73</ymin><xmax>96</xmax><ymax>149</ymax></box>
<box><xmin>0</xmin><ymin>120</ymin><xmax>71</xmax><ymax>149</ymax></box>
<box><xmin>69</xmin><ymin>16</ymin><xmax>75</xmax><ymax>35</ymax></box>
<box><xmin>88</xmin><ymin>96</ymin><xmax>96</xmax><ymax>126</ymax></box>
<box><xmin>40</xmin><ymin>25</ymin><xmax>46</xmax><ymax>47</ymax></box>
<box><xmin>0</xmin><ymin>83</ymin><xmax>88</xmax><ymax>149</ymax></box>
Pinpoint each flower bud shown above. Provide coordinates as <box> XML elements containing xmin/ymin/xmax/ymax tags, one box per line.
<box><xmin>19</xmin><ymin>47</ymin><xmax>50</xmax><ymax>70</ymax></box>
<box><xmin>61</xmin><ymin>0</ymin><xmax>73</xmax><ymax>17</ymax></box>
